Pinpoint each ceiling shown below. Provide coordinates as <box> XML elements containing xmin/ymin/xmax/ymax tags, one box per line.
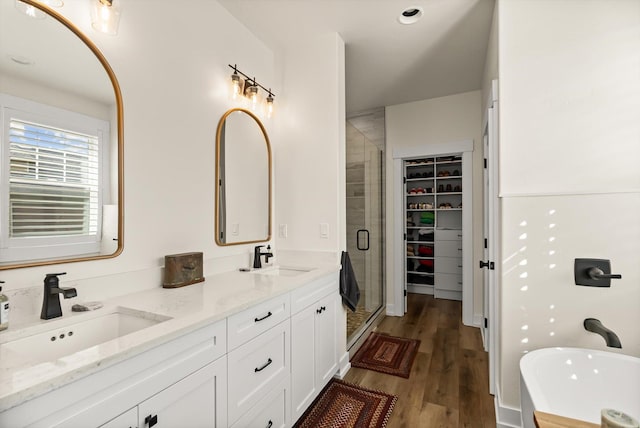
<box><xmin>218</xmin><ymin>0</ymin><xmax>495</xmax><ymax>115</ymax></box>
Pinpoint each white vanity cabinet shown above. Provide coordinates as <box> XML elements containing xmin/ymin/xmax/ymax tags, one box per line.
<box><xmin>0</xmin><ymin>320</ymin><xmax>228</xmax><ymax>428</ymax></box>
<box><xmin>135</xmin><ymin>357</ymin><xmax>226</xmax><ymax>428</ymax></box>
<box><xmin>0</xmin><ymin>269</ymin><xmax>344</xmax><ymax>428</ymax></box>
<box><xmin>99</xmin><ymin>357</ymin><xmax>227</xmax><ymax>428</ymax></box>
<box><xmin>290</xmin><ymin>274</ymin><xmax>339</xmax><ymax>423</ymax></box>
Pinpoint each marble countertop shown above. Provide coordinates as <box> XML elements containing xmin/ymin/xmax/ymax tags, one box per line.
<box><xmin>0</xmin><ymin>263</ymin><xmax>340</xmax><ymax>412</ymax></box>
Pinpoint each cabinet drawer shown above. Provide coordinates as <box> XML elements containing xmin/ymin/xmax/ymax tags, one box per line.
<box><xmin>231</xmin><ymin>378</ymin><xmax>288</xmax><ymax>428</ymax></box>
<box><xmin>290</xmin><ymin>273</ymin><xmax>338</xmax><ymax>314</ymax></box>
<box><xmin>435</xmin><ymin>257</ymin><xmax>462</xmax><ymax>274</ymax></box>
<box><xmin>435</xmin><ymin>273</ymin><xmax>463</xmax><ymax>291</ymax></box>
<box><xmin>435</xmin><ymin>240</ymin><xmax>462</xmax><ymax>257</ymax></box>
<box><xmin>228</xmin><ymin>320</ymin><xmax>290</xmax><ymax>424</ymax></box>
<box><xmin>435</xmin><ymin>229</ymin><xmax>463</xmax><ymax>241</ymax></box>
<box><xmin>227</xmin><ymin>293</ymin><xmax>290</xmax><ymax>350</ymax></box>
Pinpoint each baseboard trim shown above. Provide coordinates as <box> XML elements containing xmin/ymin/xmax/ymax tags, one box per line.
<box><xmin>337</xmin><ymin>351</ymin><xmax>351</xmax><ymax>379</ymax></box>
<box><xmin>473</xmin><ymin>313</ymin><xmax>483</xmax><ymax>327</ymax></box>
<box><xmin>385</xmin><ymin>303</ymin><xmax>399</xmax><ymax>317</ymax></box>
<box><xmin>495</xmin><ymin>391</ymin><xmax>522</xmax><ymax>428</ymax></box>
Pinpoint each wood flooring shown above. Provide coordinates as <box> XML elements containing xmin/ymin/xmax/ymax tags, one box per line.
<box><xmin>343</xmin><ymin>293</ymin><xmax>496</xmax><ymax>428</ymax></box>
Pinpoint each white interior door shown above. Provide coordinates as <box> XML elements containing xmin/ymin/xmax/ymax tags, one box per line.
<box><xmin>481</xmin><ymin>80</ymin><xmax>499</xmax><ymax>395</ymax></box>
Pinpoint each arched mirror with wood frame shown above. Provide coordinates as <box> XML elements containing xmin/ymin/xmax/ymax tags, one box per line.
<box><xmin>0</xmin><ymin>0</ymin><xmax>124</xmax><ymax>269</ymax></box>
<box><xmin>215</xmin><ymin>108</ymin><xmax>271</xmax><ymax>245</ymax></box>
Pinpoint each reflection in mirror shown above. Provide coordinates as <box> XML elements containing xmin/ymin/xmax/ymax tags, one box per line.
<box><xmin>215</xmin><ymin>108</ymin><xmax>271</xmax><ymax>245</ymax></box>
<box><xmin>0</xmin><ymin>0</ymin><xmax>123</xmax><ymax>269</ymax></box>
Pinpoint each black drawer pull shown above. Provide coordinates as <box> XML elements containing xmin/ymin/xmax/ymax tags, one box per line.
<box><xmin>266</xmin><ymin>420</ymin><xmax>273</xmax><ymax>428</ymax></box>
<box><xmin>255</xmin><ymin>358</ymin><xmax>273</xmax><ymax>372</ymax></box>
<box><xmin>255</xmin><ymin>311</ymin><xmax>272</xmax><ymax>322</ymax></box>
<box><xmin>145</xmin><ymin>414</ymin><xmax>158</xmax><ymax>427</ymax></box>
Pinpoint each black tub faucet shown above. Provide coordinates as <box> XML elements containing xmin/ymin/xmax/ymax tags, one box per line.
<box><xmin>41</xmin><ymin>272</ymin><xmax>77</xmax><ymax>320</ymax></box>
<box><xmin>253</xmin><ymin>245</ymin><xmax>274</xmax><ymax>269</ymax></box>
<box><xmin>584</xmin><ymin>318</ymin><xmax>622</xmax><ymax>348</ymax></box>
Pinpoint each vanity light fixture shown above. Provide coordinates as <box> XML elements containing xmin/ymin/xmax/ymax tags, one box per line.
<box><xmin>90</xmin><ymin>0</ymin><xmax>121</xmax><ymax>35</ymax></box>
<box><xmin>228</xmin><ymin>64</ymin><xmax>276</xmax><ymax>117</ymax></box>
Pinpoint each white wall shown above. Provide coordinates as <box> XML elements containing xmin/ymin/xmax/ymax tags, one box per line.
<box><xmin>385</xmin><ymin>91</ymin><xmax>483</xmax><ymax>317</ymax></box>
<box><xmin>497</xmin><ymin>0</ymin><xmax>640</xmax><ymax>412</ymax></box>
<box><xmin>274</xmin><ymin>33</ymin><xmax>346</xmax><ymax>254</ymax></box>
<box><xmin>2</xmin><ymin>1</ymin><xmax>278</xmax><ymax>313</ymax></box>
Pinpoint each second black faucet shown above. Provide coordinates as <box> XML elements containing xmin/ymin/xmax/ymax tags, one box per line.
<box><xmin>253</xmin><ymin>245</ymin><xmax>274</xmax><ymax>269</ymax></box>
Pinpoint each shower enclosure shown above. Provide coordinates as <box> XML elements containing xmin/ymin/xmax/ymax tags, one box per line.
<box><xmin>345</xmin><ymin>111</ymin><xmax>385</xmax><ymax>347</ymax></box>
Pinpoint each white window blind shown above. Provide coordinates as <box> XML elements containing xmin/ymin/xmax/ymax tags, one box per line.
<box><xmin>8</xmin><ymin>118</ymin><xmax>99</xmax><ymax>239</ymax></box>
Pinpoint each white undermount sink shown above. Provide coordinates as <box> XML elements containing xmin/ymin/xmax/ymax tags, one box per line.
<box><xmin>251</xmin><ymin>266</ymin><xmax>314</xmax><ymax>277</ymax></box>
<box><xmin>1</xmin><ymin>307</ymin><xmax>172</xmax><ymax>364</ymax></box>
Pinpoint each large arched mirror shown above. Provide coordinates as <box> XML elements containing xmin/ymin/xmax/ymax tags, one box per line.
<box><xmin>215</xmin><ymin>108</ymin><xmax>271</xmax><ymax>245</ymax></box>
<box><xmin>0</xmin><ymin>0</ymin><xmax>123</xmax><ymax>269</ymax></box>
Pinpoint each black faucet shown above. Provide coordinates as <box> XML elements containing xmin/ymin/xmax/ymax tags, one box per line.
<box><xmin>253</xmin><ymin>245</ymin><xmax>274</xmax><ymax>269</ymax></box>
<box><xmin>41</xmin><ymin>273</ymin><xmax>77</xmax><ymax>320</ymax></box>
<box><xmin>584</xmin><ymin>318</ymin><xmax>622</xmax><ymax>348</ymax></box>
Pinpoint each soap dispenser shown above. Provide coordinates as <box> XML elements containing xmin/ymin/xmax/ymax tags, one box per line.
<box><xmin>0</xmin><ymin>281</ymin><xmax>8</xmax><ymax>331</ymax></box>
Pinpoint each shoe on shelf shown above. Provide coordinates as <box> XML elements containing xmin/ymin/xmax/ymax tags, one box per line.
<box><xmin>446</xmin><ymin>184</ymin><xmax>452</xmax><ymax>192</ymax></box>
<box><xmin>453</xmin><ymin>185</ymin><xmax>461</xmax><ymax>192</ymax></box>
<box><xmin>438</xmin><ymin>185</ymin><xmax>444</xmax><ymax>193</ymax></box>
<box><xmin>453</xmin><ymin>169</ymin><xmax>460</xmax><ymax>176</ymax></box>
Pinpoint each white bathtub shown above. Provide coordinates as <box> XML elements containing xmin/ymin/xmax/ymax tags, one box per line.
<box><xmin>520</xmin><ymin>347</ymin><xmax>640</xmax><ymax>428</ymax></box>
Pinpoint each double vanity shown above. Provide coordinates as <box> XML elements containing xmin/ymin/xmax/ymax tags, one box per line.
<box><xmin>0</xmin><ymin>264</ymin><xmax>344</xmax><ymax>427</ymax></box>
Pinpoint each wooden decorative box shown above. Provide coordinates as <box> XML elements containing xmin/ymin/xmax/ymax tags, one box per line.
<box><xmin>163</xmin><ymin>252</ymin><xmax>204</xmax><ymax>288</ymax></box>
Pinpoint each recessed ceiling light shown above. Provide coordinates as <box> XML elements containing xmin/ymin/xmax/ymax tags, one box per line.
<box><xmin>398</xmin><ymin>6</ymin><xmax>424</xmax><ymax>25</ymax></box>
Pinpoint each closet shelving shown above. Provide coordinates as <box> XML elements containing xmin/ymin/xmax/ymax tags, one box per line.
<box><xmin>405</xmin><ymin>155</ymin><xmax>463</xmax><ymax>300</ymax></box>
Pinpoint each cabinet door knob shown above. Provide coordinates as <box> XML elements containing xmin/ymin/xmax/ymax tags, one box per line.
<box><xmin>255</xmin><ymin>358</ymin><xmax>273</xmax><ymax>372</ymax></box>
<box><xmin>254</xmin><ymin>311</ymin><xmax>272</xmax><ymax>322</ymax></box>
<box><xmin>145</xmin><ymin>414</ymin><xmax>158</xmax><ymax>427</ymax></box>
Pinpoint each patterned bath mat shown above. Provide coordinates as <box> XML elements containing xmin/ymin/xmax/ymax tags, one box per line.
<box><xmin>293</xmin><ymin>378</ymin><xmax>397</xmax><ymax>428</ymax></box>
<box><xmin>350</xmin><ymin>332</ymin><xmax>420</xmax><ymax>378</ymax></box>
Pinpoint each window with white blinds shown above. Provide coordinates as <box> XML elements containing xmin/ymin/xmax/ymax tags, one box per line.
<box><xmin>1</xmin><ymin>94</ymin><xmax>109</xmax><ymax>262</ymax></box>
<box><xmin>8</xmin><ymin>119</ymin><xmax>99</xmax><ymax>238</ymax></box>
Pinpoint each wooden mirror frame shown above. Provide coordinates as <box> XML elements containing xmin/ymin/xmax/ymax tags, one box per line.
<box><xmin>215</xmin><ymin>108</ymin><xmax>271</xmax><ymax>246</ymax></box>
<box><xmin>0</xmin><ymin>0</ymin><xmax>124</xmax><ymax>270</ymax></box>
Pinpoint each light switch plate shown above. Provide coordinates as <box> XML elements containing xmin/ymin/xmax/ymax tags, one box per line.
<box><xmin>320</xmin><ymin>223</ymin><xmax>329</xmax><ymax>239</ymax></box>
<box><xmin>278</xmin><ymin>224</ymin><xmax>287</xmax><ymax>238</ymax></box>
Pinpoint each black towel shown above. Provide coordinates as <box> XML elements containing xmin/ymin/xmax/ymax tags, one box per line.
<box><xmin>340</xmin><ymin>251</ymin><xmax>360</xmax><ymax>312</ymax></box>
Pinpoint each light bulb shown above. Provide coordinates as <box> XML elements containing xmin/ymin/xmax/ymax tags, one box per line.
<box><xmin>266</xmin><ymin>95</ymin><xmax>274</xmax><ymax>119</ymax></box>
<box><xmin>230</xmin><ymin>74</ymin><xmax>242</xmax><ymax>100</ymax></box>
<box><xmin>91</xmin><ymin>0</ymin><xmax>121</xmax><ymax>35</ymax></box>
<box><xmin>246</xmin><ymin>85</ymin><xmax>259</xmax><ymax>110</ymax></box>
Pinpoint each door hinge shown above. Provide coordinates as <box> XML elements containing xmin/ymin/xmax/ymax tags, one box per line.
<box><xmin>484</xmin><ymin>238</ymin><xmax>488</xmax><ymax>249</ymax></box>
<box><xmin>484</xmin><ymin>318</ymin><xmax>488</xmax><ymax>329</ymax></box>
<box><xmin>490</xmin><ymin>262</ymin><xmax>495</xmax><ymax>270</ymax></box>
<box><xmin>404</xmin><ymin>233</ymin><xmax>407</xmax><ymax>241</ymax></box>
<box><xmin>404</xmin><ymin>289</ymin><xmax>407</xmax><ymax>297</ymax></box>
<box><xmin>403</xmin><ymin>176</ymin><xmax>407</xmax><ymax>184</ymax></box>
<box><xmin>484</xmin><ymin>158</ymin><xmax>488</xmax><ymax>169</ymax></box>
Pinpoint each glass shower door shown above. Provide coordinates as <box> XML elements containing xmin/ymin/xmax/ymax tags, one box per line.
<box><xmin>345</xmin><ymin>121</ymin><xmax>384</xmax><ymax>346</ymax></box>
